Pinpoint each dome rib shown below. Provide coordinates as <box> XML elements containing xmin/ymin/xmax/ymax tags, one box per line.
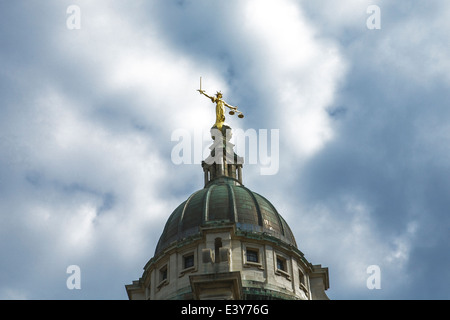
<box><xmin>225</xmin><ymin>182</ymin><xmax>238</xmax><ymax>223</ymax></box>
<box><xmin>178</xmin><ymin>189</ymin><xmax>203</xmax><ymax>235</ymax></box>
<box><xmin>203</xmin><ymin>183</ymin><xmax>216</xmax><ymax>223</ymax></box>
<box><xmin>240</xmin><ymin>185</ymin><xmax>263</xmax><ymax>227</ymax></box>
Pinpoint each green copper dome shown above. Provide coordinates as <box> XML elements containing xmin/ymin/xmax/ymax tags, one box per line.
<box><xmin>155</xmin><ymin>177</ymin><xmax>297</xmax><ymax>255</ymax></box>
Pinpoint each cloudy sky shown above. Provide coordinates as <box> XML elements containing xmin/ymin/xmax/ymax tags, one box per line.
<box><xmin>1</xmin><ymin>0</ymin><xmax>449</xmax><ymax>300</ymax></box>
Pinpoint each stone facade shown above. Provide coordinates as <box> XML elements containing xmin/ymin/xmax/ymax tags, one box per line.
<box><xmin>126</xmin><ymin>223</ymin><xmax>329</xmax><ymax>300</ymax></box>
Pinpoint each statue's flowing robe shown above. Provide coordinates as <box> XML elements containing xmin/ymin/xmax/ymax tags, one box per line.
<box><xmin>212</xmin><ymin>97</ymin><xmax>225</xmax><ymax>129</ymax></box>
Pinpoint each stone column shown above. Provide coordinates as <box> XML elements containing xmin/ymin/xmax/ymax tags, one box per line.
<box><xmin>237</xmin><ymin>165</ymin><xmax>242</xmax><ymax>184</ymax></box>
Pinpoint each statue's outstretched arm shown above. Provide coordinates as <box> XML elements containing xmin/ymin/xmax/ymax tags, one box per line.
<box><xmin>198</xmin><ymin>89</ymin><xmax>214</xmax><ymax>101</ymax></box>
<box><xmin>223</xmin><ymin>101</ymin><xmax>237</xmax><ymax>110</ymax></box>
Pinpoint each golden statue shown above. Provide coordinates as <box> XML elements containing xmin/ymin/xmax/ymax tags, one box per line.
<box><xmin>197</xmin><ymin>77</ymin><xmax>243</xmax><ymax>130</ymax></box>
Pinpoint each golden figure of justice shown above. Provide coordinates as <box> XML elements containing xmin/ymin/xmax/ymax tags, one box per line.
<box><xmin>197</xmin><ymin>77</ymin><xmax>244</xmax><ymax>130</ymax></box>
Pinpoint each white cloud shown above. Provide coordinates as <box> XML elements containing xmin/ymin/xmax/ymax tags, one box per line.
<box><xmin>0</xmin><ymin>81</ymin><xmax>173</xmax><ymax>281</ymax></box>
<box><xmin>239</xmin><ymin>0</ymin><xmax>347</xmax><ymax>158</ymax></box>
<box><xmin>54</xmin><ymin>1</ymin><xmax>227</xmax><ymax>134</ymax></box>
<box><xmin>301</xmin><ymin>0</ymin><xmax>375</xmax><ymax>33</ymax></box>
<box><xmin>287</xmin><ymin>195</ymin><xmax>418</xmax><ymax>296</ymax></box>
